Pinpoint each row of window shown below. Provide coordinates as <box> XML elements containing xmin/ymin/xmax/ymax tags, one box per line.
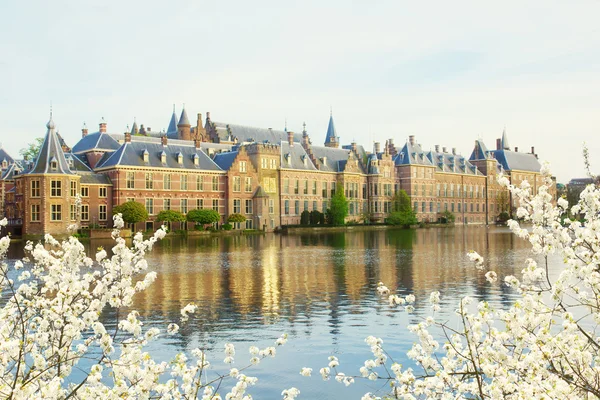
<box><xmin>125</xmin><ymin>172</ymin><xmax>221</xmax><ymax>191</ymax></box>
<box><xmin>31</xmin><ymin>204</ymin><xmax>108</xmax><ymax>222</ymax></box>
<box><xmin>30</xmin><ymin>180</ymin><xmax>108</xmax><ymax>198</ymax></box>
<box><xmin>412</xmin><ymin>201</ymin><xmax>487</xmax><ymax>213</ymax></box>
<box><xmin>143</xmin><ymin>198</ymin><xmax>220</xmax><ymax>215</ymax></box>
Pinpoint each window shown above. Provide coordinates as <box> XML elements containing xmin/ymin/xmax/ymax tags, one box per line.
<box><xmin>51</xmin><ymin>180</ymin><xmax>62</xmax><ymax>197</ymax></box>
<box><xmin>51</xmin><ymin>161</ymin><xmax>57</xmax><ymax>170</ymax></box>
<box><xmin>270</xmin><ymin>159</ymin><xmax>276</xmax><ymax>169</ymax></box>
<box><xmin>239</xmin><ymin>161</ymin><xmax>247</xmax><ymax>172</ymax></box>
<box><xmin>181</xmin><ymin>175</ymin><xmax>188</xmax><ymax>190</ymax></box>
<box><xmin>31</xmin><ymin>180</ymin><xmax>40</xmax><ymax>197</ymax></box>
<box><xmin>245</xmin><ymin>177</ymin><xmax>252</xmax><ymax>192</ymax></box>
<box><xmin>245</xmin><ymin>199</ymin><xmax>253</xmax><ymax>214</ymax></box>
<box><xmin>99</xmin><ymin>187</ymin><xmax>107</xmax><ymax>198</ymax></box>
<box><xmin>145</xmin><ymin>173</ymin><xmax>153</xmax><ymax>189</ymax></box>
<box><xmin>81</xmin><ymin>205</ymin><xmax>89</xmax><ymax>221</ymax></box>
<box><xmin>70</xmin><ymin>204</ymin><xmax>77</xmax><ymax>221</ymax></box>
<box><xmin>164</xmin><ymin>199</ymin><xmax>171</xmax><ymax>211</ymax></box>
<box><xmin>437</xmin><ymin>203</ymin><xmax>441</xmax><ymax>213</ymax></box>
<box><xmin>422</xmin><ymin>202</ymin><xmax>426</xmax><ymax>213</ymax></box>
<box><xmin>181</xmin><ymin>199</ymin><xmax>188</xmax><ymax>213</ymax></box>
<box><xmin>269</xmin><ymin>199</ymin><xmax>275</xmax><ymax>214</ymax></box>
<box><xmin>430</xmin><ymin>202</ymin><xmax>433</xmax><ymax>212</ymax></box>
<box><xmin>233</xmin><ymin>176</ymin><xmax>241</xmax><ymax>192</ymax></box>
<box><xmin>31</xmin><ymin>204</ymin><xmax>40</xmax><ymax>222</ymax></box>
<box><xmin>312</xmin><ymin>181</ymin><xmax>317</xmax><ymax>195</ymax></box>
<box><xmin>294</xmin><ymin>180</ymin><xmax>299</xmax><ymax>195</ymax></box>
<box><xmin>196</xmin><ymin>175</ymin><xmax>204</xmax><ymax>191</ymax></box>
<box><xmin>126</xmin><ymin>172</ymin><xmax>135</xmax><ymax>189</ymax></box>
<box><xmin>313</xmin><ymin>201</ymin><xmax>317</xmax><ymax>211</ymax></box>
<box><xmin>99</xmin><ymin>205</ymin><xmax>107</xmax><ymax>221</ymax></box>
<box><xmin>261</xmin><ymin>158</ymin><xmax>267</xmax><ymax>169</ymax></box>
<box><xmin>294</xmin><ymin>200</ymin><xmax>299</xmax><ymax>215</ymax></box>
<box><xmin>458</xmin><ymin>203</ymin><xmax>461</xmax><ymax>212</ymax></box>
<box><xmin>245</xmin><ymin>219</ymin><xmax>253</xmax><ymax>229</ymax></box>
<box><xmin>322</xmin><ymin>182</ymin><xmax>328</xmax><ymax>198</ymax></box>
<box><xmin>70</xmin><ymin>181</ymin><xmax>77</xmax><ymax>197</ymax></box>
<box><xmin>322</xmin><ymin>201</ymin><xmax>328</xmax><ymax>213</ymax></box>
<box><xmin>51</xmin><ymin>204</ymin><xmax>62</xmax><ymax>221</ymax></box>
<box><xmin>234</xmin><ymin>199</ymin><xmax>241</xmax><ymax>213</ymax></box>
<box><xmin>164</xmin><ymin>174</ymin><xmax>171</xmax><ymax>190</ymax></box>
<box><xmin>413</xmin><ymin>201</ymin><xmax>418</xmax><ymax>211</ymax></box>
<box><xmin>196</xmin><ymin>199</ymin><xmax>203</xmax><ymax>209</ymax></box>
<box><xmin>283</xmin><ymin>178</ymin><xmax>289</xmax><ymax>194</ymax></box>
<box><xmin>145</xmin><ymin>198</ymin><xmax>154</xmax><ymax>215</ymax></box>
<box><xmin>331</xmin><ymin>182</ymin><xmax>336</xmax><ymax>198</ymax></box>
<box><xmin>303</xmin><ymin>180</ymin><xmax>308</xmax><ymax>195</ymax></box>
<box><xmin>451</xmin><ymin>203</ymin><xmax>455</xmax><ymax>212</ymax></box>
<box><xmin>284</xmin><ymin>200</ymin><xmax>290</xmax><ymax>215</ymax></box>
<box><xmin>304</xmin><ymin>200</ymin><xmax>309</xmax><ymax>211</ymax></box>
<box><xmin>212</xmin><ymin>199</ymin><xmax>219</xmax><ymax>211</ymax></box>
<box><xmin>212</xmin><ymin>176</ymin><xmax>219</xmax><ymax>191</ymax></box>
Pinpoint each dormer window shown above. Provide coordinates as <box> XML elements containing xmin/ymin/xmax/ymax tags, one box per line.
<box><xmin>193</xmin><ymin>153</ymin><xmax>199</xmax><ymax>166</ymax></box>
<box><xmin>1</xmin><ymin>160</ymin><xmax>6</xmax><ymax>169</ymax></box>
<box><xmin>301</xmin><ymin>155</ymin><xmax>307</xmax><ymax>165</ymax></box>
<box><xmin>160</xmin><ymin>151</ymin><xmax>167</xmax><ymax>164</ymax></box>
<box><xmin>321</xmin><ymin>156</ymin><xmax>327</xmax><ymax>165</ymax></box>
<box><xmin>50</xmin><ymin>157</ymin><xmax>58</xmax><ymax>171</ymax></box>
<box><xmin>177</xmin><ymin>152</ymin><xmax>183</xmax><ymax>165</ymax></box>
<box><xmin>285</xmin><ymin>153</ymin><xmax>291</xmax><ymax>164</ymax></box>
<box><xmin>142</xmin><ymin>149</ymin><xmax>149</xmax><ymax>163</ymax></box>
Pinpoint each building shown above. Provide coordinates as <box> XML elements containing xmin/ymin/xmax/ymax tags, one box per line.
<box><xmin>4</xmin><ymin>108</ymin><xmax>555</xmax><ymax>237</ymax></box>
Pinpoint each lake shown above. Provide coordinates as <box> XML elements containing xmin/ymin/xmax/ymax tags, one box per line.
<box><xmin>5</xmin><ymin>226</ymin><xmax>552</xmax><ymax>398</ymax></box>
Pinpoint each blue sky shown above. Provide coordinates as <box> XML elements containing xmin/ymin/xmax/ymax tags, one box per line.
<box><xmin>1</xmin><ymin>0</ymin><xmax>599</xmax><ymax>183</ymax></box>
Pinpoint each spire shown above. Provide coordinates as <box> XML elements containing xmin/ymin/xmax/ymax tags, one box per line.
<box><xmin>131</xmin><ymin>118</ymin><xmax>139</xmax><ymax>135</ymax></box>
<box><xmin>29</xmin><ymin>114</ymin><xmax>73</xmax><ymax>174</ymax></box>
<box><xmin>324</xmin><ymin>112</ymin><xmax>339</xmax><ymax>148</ymax></box>
<box><xmin>178</xmin><ymin>104</ymin><xmax>190</xmax><ymax>126</ymax></box>
<box><xmin>501</xmin><ymin>127</ymin><xmax>510</xmax><ymax>150</ymax></box>
<box><xmin>167</xmin><ymin>104</ymin><xmax>178</xmax><ymax>134</ymax></box>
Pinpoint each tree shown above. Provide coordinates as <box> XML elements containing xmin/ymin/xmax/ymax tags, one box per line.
<box><xmin>187</xmin><ymin>208</ymin><xmax>220</xmax><ymax>227</ymax></box>
<box><xmin>309</xmin><ymin>210</ymin><xmax>323</xmax><ymax>225</ymax></box>
<box><xmin>441</xmin><ymin>209</ymin><xmax>455</xmax><ymax>223</ymax></box>
<box><xmin>328</xmin><ymin>190</ymin><xmax>348</xmax><ymax>225</ymax></box>
<box><xmin>227</xmin><ymin>213</ymin><xmax>246</xmax><ymax>224</ymax></box>
<box><xmin>19</xmin><ymin>137</ymin><xmax>44</xmax><ymax>161</ymax></box>
<box><xmin>155</xmin><ymin>210</ymin><xmax>186</xmax><ymax>223</ymax></box>
<box><xmin>386</xmin><ymin>210</ymin><xmax>417</xmax><ymax>227</ymax></box>
<box><xmin>300</xmin><ymin>210</ymin><xmax>310</xmax><ymax>225</ymax></box>
<box><xmin>112</xmin><ymin>201</ymin><xmax>148</xmax><ymax>225</ymax></box>
<box><xmin>391</xmin><ymin>189</ymin><xmax>412</xmax><ymax>212</ymax></box>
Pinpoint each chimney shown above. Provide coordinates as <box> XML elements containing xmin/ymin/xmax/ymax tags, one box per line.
<box><xmin>125</xmin><ymin>132</ymin><xmax>131</xmax><ymax>143</ymax></box>
<box><xmin>147</xmin><ymin>127</ymin><xmax>151</xmax><ymax>132</ymax></box>
<box><xmin>351</xmin><ymin>142</ymin><xmax>357</xmax><ymax>153</ymax></box>
<box><xmin>442</xmin><ymin>146</ymin><xmax>447</xmax><ymax>153</ymax></box>
<box><xmin>99</xmin><ymin>118</ymin><xmax>107</xmax><ymax>133</ymax></box>
<box><xmin>388</xmin><ymin>138</ymin><xmax>396</xmax><ymax>155</ymax></box>
<box><xmin>452</xmin><ymin>147</ymin><xmax>457</xmax><ymax>155</ymax></box>
<box><xmin>161</xmin><ymin>136</ymin><xmax>168</xmax><ymax>147</ymax></box>
<box><xmin>531</xmin><ymin>146</ymin><xmax>535</xmax><ymax>154</ymax></box>
<box><xmin>197</xmin><ymin>113</ymin><xmax>203</xmax><ymax>127</ymax></box>
<box><xmin>82</xmin><ymin>123</ymin><xmax>88</xmax><ymax>138</ymax></box>
<box><xmin>514</xmin><ymin>147</ymin><xmax>518</xmax><ymax>152</ymax></box>
<box><xmin>374</xmin><ymin>142</ymin><xmax>381</xmax><ymax>154</ymax></box>
<box><xmin>384</xmin><ymin>140</ymin><xmax>389</xmax><ymax>155</ymax></box>
<box><xmin>408</xmin><ymin>135</ymin><xmax>415</xmax><ymax>146</ymax></box>
<box><xmin>206</xmin><ymin>111</ymin><xmax>211</xmax><ymax>121</ymax></box>
<box><xmin>194</xmin><ymin>138</ymin><xmax>201</xmax><ymax>149</ymax></box>
<box><xmin>435</xmin><ymin>144</ymin><xmax>440</xmax><ymax>153</ymax></box>
<box><xmin>288</xmin><ymin>131</ymin><xmax>294</xmax><ymax>147</ymax></box>
<box><xmin>496</xmin><ymin>138</ymin><xmax>502</xmax><ymax>150</ymax></box>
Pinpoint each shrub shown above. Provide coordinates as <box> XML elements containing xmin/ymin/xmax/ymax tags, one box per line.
<box><xmin>112</xmin><ymin>201</ymin><xmax>148</xmax><ymax>225</ymax></box>
<box><xmin>221</xmin><ymin>223</ymin><xmax>233</xmax><ymax>231</ymax></box>
<box><xmin>187</xmin><ymin>209</ymin><xmax>220</xmax><ymax>226</ymax></box>
<box><xmin>227</xmin><ymin>213</ymin><xmax>246</xmax><ymax>224</ymax></box>
<box><xmin>155</xmin><ymin>210</ymin><xmax>186</xmax><ymax>223</ymax></box>
<box><xmin>300</xmin><ymin>210</ymin><xmax>310</xmax><ymax>225</ymax></box>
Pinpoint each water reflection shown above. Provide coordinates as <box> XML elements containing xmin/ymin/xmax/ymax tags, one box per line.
<box><xmin>5</xmin><ymin>226</ymin><xmax>543</xmax><ymax>398</ymax></box>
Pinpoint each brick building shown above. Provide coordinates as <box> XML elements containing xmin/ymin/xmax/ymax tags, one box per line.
<box><xmin>3</xmin><ymin>108</ymin><xmax>555</xmax><ymax>237</ymax></box>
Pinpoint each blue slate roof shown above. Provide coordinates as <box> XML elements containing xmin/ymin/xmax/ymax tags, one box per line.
<box><xmin>1</xmin><ymin>162</ymin><xmax>21</xmax><ymax>180</ymax></box>
<box><xmin>324</xmin><ymin>115</ymin><xmax>338</xmax><ymax>145</ymax></box>
<box><xmin>211</xmin><ymin>122</ymin><xmax>303</xmax><ymax>144</ymax></box>
<box><xmin>72</xmin><ymin>132</ymin><xmax>121</xmax><ymax>154</ymax></box>
<box><xmin>280</xmin><ymin>142</ymin><xmax>318</xmax><ymax>171</ymax></box>
<box><xmin>394</xmin><ymin>142</ymin><xmax>434</xmax><ymax>166</ymax></box>
<box><xmin>0</xmin><ymin>147</ymin><xmax>14</xmax><ymax>165</ymax></box>
<box><xmin>79</xmin><ymin>173</ymin><xmax>112</xmax><ymax>185</ymax></box>
<box><xmin>213</xmin><ymin>151</ymin><xmax>239</xmax><ymax>171</ymax></box>
<box><xmin>29</xmin><ymin>117</ymin><xmax>74</xmax><ymax>175</ymax></box>
<box><xmin>95</xmin><ymin>141</ymin><xmax>222</xmax><ymax>171</ymax></box>
<box><xmin>469</xmin><ymin>139</ymin><xmax>489</xmax><ymax>161</ymax></box>
<box><xmin>426</xmin><ymin>150</ymin><xmax>481</xmax><ymax>175</ymax></box>
<box><xmin>167</xmin><ymin>107</ymin><xmax>178</xmax><ymax>134</ymax></box>
<box><xmin>178</xmin><ymin>107</ymin><xmax>190</xmax><ymax>126</ymax></box>
<box><xmin>309</xmin><ymin>145</ymin><xmax>364</xmax><ymax>173</ymax></box>
<box><xmin>490</xmin><ymin>149</ymin><xmax>541</xmax><ymax>172</ymax></box>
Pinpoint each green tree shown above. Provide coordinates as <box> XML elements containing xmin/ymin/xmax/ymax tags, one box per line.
<box><xmin>392</xmin><ymin>190</ymin><xmax>412</xmax><ymax>212</ymax></box>
<box><xmin>441</xmin><ymin>210</ymin><xmax>455</xmax><ymax>224</ymax></box>
<box><xmin>227</xmin><ymin>213</ymin><xmax>246</xmax><ymax>224</ymax></box>
<box><xmin>112</xmin><ymin>201</ymin><xmax>148</xmax><ymax>225</ymax></box>
<box><xmin>19</xmin><ymin>137</ymin><xmax>44</xmax><ymax>161</ymax></box>
<box><xmin>309</xmin><ymin>210</ymin><xmax>323</xmax><ymax>225</ymax></box>
<box><xmin>300</xmin><ymin>210</ymin><xmax>310</xmax><ymax>225</ymax></box>
<box><xmin>187</xmin><ymin>209</ymin><xmax>220</xmax><ymax>227</ymax></box>
<box><xmin>328</xmin><ymin>190</ymin><xmax>349</xmax><ymax>225</ymax></box>
<box><xmin>155</xmin><ymin>210</ymin><xmax>186</xmax><ymax>223</ymax></box>
<box><xmin>386</xmin><ymin>210</ymin><xmax>418</xmax><ymax>227</ymax></box>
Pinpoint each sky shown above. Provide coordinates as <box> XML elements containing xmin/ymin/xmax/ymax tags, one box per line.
<box><xmin>0</xmin><ymin>0</ymin><xmax>599</xmax><ymax>183</ymax></box>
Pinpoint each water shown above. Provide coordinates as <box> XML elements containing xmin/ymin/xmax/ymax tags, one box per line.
<box><xmin>5</xmin><ymin>226</ymin><xmax>554</xmax><ymax>398</ymax></box>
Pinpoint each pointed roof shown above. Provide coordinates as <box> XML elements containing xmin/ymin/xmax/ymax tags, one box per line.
<box><xmin>502</xmin><ymin>128</ymin><xmax>510</xmax><ymax>150</ymax></box>
<box><xmin>324</xmin><ymin>114</ymin><xmax>337</xmax><ymax>145</ymax></box>
<box><xmin>167</xmin><ymin>105</ymin><xmax>178</xmax><ymax>134</ymax></box>
<box><xmin>131</xmin><ymin>119</ymin><xmax>139</xmax><ymax>135</ymax></box>
<box><xmin>29</xmin><ymin>115</ymin><xmax>74</xmax><ymax>175</ymax></box>
<box><xmin>253</xmin><ymin>186</ymin><xmax>268</xmax><ymax>198</ymax></box>
<box><xmin>178</xmin><ymin>106</ymin><xmax>190</xmax><ymax>126</ymax></box>
<box><xmin>0</xmin><ymin>147</ymin><xmax>14</xmax><ymax>165</ymax></box>
<box><xmin>469</xmin><ymin>139</ymin><xmax>489</xmax><ymax>161</ymax></box>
